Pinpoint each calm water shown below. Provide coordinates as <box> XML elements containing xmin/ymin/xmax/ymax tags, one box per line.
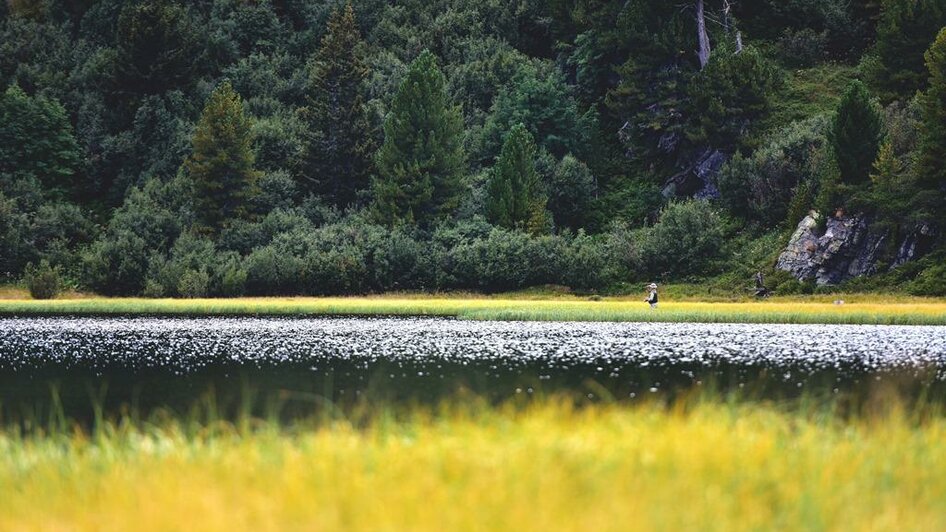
<box><xmin>1</xmin><ymin>316</ymin><xmax>945</xmax><ymax>421</ymax></box>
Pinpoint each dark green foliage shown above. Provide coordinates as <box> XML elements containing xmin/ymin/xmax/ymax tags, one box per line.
<box><xmin>144</xmin><ymin>232</ymin><xmax>244</xmax><ymax>298</ymax></box>
<box><xmin>916</xmin><ymin>28</ymin><xmax>946</xmax><ymax>206</ymax></box>
<box><xmin>373</xmin><ymin>50</ymin><xmax>465</xmax><ymax>226</ymax></box>
<box><xmin>829</xmin><ymin>81</ymin><xmax>884</xmax><ymax>186</ymax></box>
<box><xmin>548</xmin><ymin>155</ymin><xmax>596</xmax><ymax>230</ymax></box>
<box><xmin>0</xmin><ymin>85</ymin><xmax>81</xmax><ymax>193</ymax></box>
<box><xmin>716</xmin><ymin>116</ymin><xmax>828</xmax><ymax>226</ymax></box>
<box><xmin>184</xmin><ymin>81</ymin><xmax>260</xmax><ymax>229</ymax></box>
<box><xmin>114</xmin><ymin>1</ymin><xmax>204</xmax><ymax>96</ymax></box>
<box><xmin>485</xmin><ymin>124</ymin><xmax>548</xmax><ymax>233</ymax></box>
<box><xmin>871</xmin><ymin>0</ymin><xmax>946</xmax><ymax>102</ymax></box>
<box><xmin>83</xmin><ymin>176</ymin><xmax>193</xmax><ymax>296</ymax></box>
<box><xmin>688</xmin><ymin>47</ymin><xmax>781</xmax><ymax>151</ymax></box>
<box><xmin>637</xmin><ymin>200</ymin><xmax>726</xmax><ymax>279</ymax></box>
<box><xmin>476</xmin><ymin>64</ymin><xmax>594</xmax><ymax>164</ymax></box>
<box><xmin>23</xmin><ymin>259</ymin><xmax>61</xmax><ymax>299</ymax></box>
<box><xmin>2</xmin><ymin>0</ymin><xmax>946</xmax><ymax>294</ymax></box>
<box><xmin>299</xmin><ymin>5</ymin><xmax>374</xmax><ymax>207</ymax></box>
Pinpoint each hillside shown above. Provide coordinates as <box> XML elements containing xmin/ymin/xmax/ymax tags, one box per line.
<box><xmin>2</xmin><ymin>0</ymin><xmax>945</xmax><ymax>297</ymax></box>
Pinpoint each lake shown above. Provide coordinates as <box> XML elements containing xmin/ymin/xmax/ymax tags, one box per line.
<box><xmin>2</xmin><ymin>316</ymin><xmax>945</xmax><ymax>422</ymax></box>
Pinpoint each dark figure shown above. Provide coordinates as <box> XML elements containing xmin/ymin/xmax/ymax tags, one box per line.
<box><xmin>754</xmin><ymin>271</ymin><xmax>770</xmax><ymax>298</ymax></box>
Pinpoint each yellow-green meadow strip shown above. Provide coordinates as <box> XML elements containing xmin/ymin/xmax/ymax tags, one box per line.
<box><xmin>2</xmin><ymin>296</ymin><xmax>946</xmax><ymax>324</ymax></box>
<box><xmin>1</xmin><ymin>400</ymin><xmax>945</xmax><ymax>531</ymax></box>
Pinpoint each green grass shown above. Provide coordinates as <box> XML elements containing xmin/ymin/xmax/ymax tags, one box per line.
<box><xmin>1</xmin><ymin>397</ymin><xmax>944</xmax><ymax>531</ymax></box>
<box><xmin>1</xmin><ymin>294</ymin><xmax>946</xmax><ymax>325</ymax></box>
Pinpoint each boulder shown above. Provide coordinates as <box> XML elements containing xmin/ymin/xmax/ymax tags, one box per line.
<box><xmin>776</xmin><ymin>212</ymin><xmax>888</xmax><ymax>285</ymax></box>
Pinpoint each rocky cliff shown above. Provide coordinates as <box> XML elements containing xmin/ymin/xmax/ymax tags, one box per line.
<box><xmin>776</xmin><ymin>212</ymin><xmax>936</xmax><ymax>285</ymax></box>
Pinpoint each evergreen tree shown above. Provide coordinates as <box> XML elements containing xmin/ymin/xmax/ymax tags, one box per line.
<box><xmin>829</xmin><ymin>80</ymin><xmax>884</xmax><ymax>185</ymax></box>
<box><xmin>114</xmin><ymin>1</ymin><xmax>203</xmax><ymax>96</ymax></box>
<box><xmin>373</xmin><ymin>50</ymin><xmax>465</xmax><ymax>226</ymax></box>
<box><xmin>871</xmin><ymin>0</ymin><xmax>946</xmax><ymax>101</ymax></box>
<box><xmin>184</xmin><ymin>81</ymin><xmax>259</xmax><ymax>229</ymax></box>
<box><xmin>299</xmin><ymin>4</ymin><xmax>374</xmax><ymax>207</ymax></box>
<box><xmin>916</xmin><ymin>27</ymin><xmax>946</xmax><ymax>214</ymax></box>
<box><xmin>0</xmin><ymin>85</ymin><xmax>81</xmax><ymax>194</ymax></box>
<box><xmin>486</xmin><ymin>124</ymin><xmax>549</xmax><ymax>232</ymax></box>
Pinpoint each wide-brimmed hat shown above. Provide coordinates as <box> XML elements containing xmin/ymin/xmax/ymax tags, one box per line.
<box><xmin>647</xmin><ymin>283</ymin><xmax>658</xmax><ymax>289</ymax></box>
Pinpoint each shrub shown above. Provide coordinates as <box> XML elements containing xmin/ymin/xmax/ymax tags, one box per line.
<box><xmin>908</xmin><ymin>262</ymin><xmax>946</xmax><ymax>296</ymax></box>
<box><xmin>716</xmin><ymin>116</ymin><xmax>828</xmax><ymax>227</ymax></box>
<box><xmin>776</xmin><ymin>29</ymin><xmax>828</xmax><ymax>67</ymax></box>
<box><xmin>177</xmin><ymin>269</ymin><xmax>210</xmax><ymax>298</ymax></box>
<box><xmin>23</xmin><ymin>260</ymin><xmax>62</xmax><ymax>300</ymax></box>
<box><xmin>637</xmin><ymin>200</ymin><xmax>726</xmax><ymax>279</ymax></box>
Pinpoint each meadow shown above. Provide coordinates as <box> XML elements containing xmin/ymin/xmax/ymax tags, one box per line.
<box><xmin>2</xmin><ymin>292</ymin><xmax>946</xmax><ymax>325</ymax></box>
<box><xmin>1</xmin><ymin>398</ymin><xmax>945</xmax><ymax>531</ymax></box>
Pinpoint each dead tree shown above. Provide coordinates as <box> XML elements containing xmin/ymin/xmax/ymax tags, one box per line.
<box><xmin>696</xmin><ymin>0</ymin><xmax>711</xmax><ymax>69</ymax></box>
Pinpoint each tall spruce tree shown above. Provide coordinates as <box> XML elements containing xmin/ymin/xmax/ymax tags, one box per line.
<box><xmin>829</xmin><ymin>80</ymin><xmax>884</xmax><ymax>185</ymax></box>
<box><xmin>916</xmin><ymin>27</ymin><xmax>946</xmax><ymax>210</ymax></box>
<box><xmin>373</xmin><ymin>50</ymin><xmax>465</xmax><ymax>226</ymax></box>
<box><xmin>299</xmin><ymin>4</ymin><xmax>373</xmax><ymax>207</ymax></box>
<box><xmin>486</xmin><ymin>124</ymin><xmax>548</xmax><ymax>233</ymax></box>
<box><xmin>184</xmin><ymin>81</ymin><xmax>259</xmax><ymax>229</ymax></box>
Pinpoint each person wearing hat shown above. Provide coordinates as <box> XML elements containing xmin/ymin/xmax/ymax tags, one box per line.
<box><xmin>644</xmin><ymin>283</ymin><xmax>658</xmax><ymax>309</ymax></box>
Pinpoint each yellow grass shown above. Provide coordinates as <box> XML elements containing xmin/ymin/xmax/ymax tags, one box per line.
<box><xmin>1</xmin><ymin>400</ymin><xmax>945</xmax><ymax>531</ymax></box>
<box><xmin>2</xmin><ymin>295</ymin><xmax>946</xmax><ymax>324</ymax></box>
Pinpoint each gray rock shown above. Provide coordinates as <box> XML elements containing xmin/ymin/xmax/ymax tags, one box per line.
<box><xmin>894</xmin><ymin>223</ymin><xmax>937</xmax><ymax>266</ymax></box>
<box><xmin>661</xmin><ymin>149</ymin><xmax>726</xmax><ymax>199</ymax></box>
<box><xmin>776</xmin><ymin>212</ymin><xmax>887</xmax><ymax>285</ymax></box>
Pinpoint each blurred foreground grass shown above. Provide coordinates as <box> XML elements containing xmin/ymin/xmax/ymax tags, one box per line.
<box><xmin>2</xmin><ymin>399</ymin><xmax>945</xmax><ymax>531</ymax></box>
<box><xmin>2</xmin><ymin>295</ymin><xmax>946</xmax><ymax>324</ymax></box>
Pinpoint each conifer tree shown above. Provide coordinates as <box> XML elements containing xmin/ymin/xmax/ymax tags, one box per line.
<box><xmin>373</xmin><ymin>50</ymin><xmax>465</xmax><ymax>226</ymax></box>
<box><xmin>184</xmin><ymin>81</ymin><xmax>259</xmax><ymax>229</ymax></box>
<box><xmin>300</xmin><ymin>4</ymin><xmax>373</xmax><ymax>207</ymax></box>
<box><xmin>829</xmin><ymin>80</ymin><xmax>884</xmax><ymax>185</ymax></box>
<box><xmin>916</xmin><ymin>27</ymin><xmax>946</xmax><ymax>196</ymax></box>
<box><xmin>0</xmin><ymin>85</ymin><xmax>81</xmax><ymax>194</ymax></box>
<box><xmin>872</xmin><ymin>0</ymin><xmax>946</xmax><ymax>101</ymax></box>
<box><xmin>486</xmin><ymin>124</ymin><xmax>549</xmax><ymax>233</ymax></box>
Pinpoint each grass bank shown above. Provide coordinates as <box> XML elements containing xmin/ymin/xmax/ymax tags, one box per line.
<box><xmin>2</xmin><ymin>295</ymin><xmax>946</xmax><ymax>325</ymax></box>
<box><xmin>1</xmin><ymin>399</ymin><xmax>944</xmax><ymax>530</ymax></box>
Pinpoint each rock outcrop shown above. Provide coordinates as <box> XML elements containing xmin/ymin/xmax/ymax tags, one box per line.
<box><xmin>661</xmin><ymin>149</ymin><xmax>726</xmax><ymax>199</ymax></box>
<box><xmin>776</xmin><ymin>212</ymin><xmax>889</xmax><ymax>285</ymax></box>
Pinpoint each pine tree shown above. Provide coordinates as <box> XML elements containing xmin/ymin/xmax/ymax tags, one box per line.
<box><xmin>0</xmin><ymin>85</ymin><xmax>81</xmax><ymax>194</ymax></box>
<box><xmin>486</xmin><ymin>124</ymin><xmax>549</xmax><ymax>233</ymax></box>
<box><xmin>868</xmin><ymin>140</ymin><xmax>912</xmax><ymax>221</ymax></box>
<box><xmin>871</xmin><ymin>0</ymin><xmax>946</xmax><ymax>101</ymax></box>
<box><xmin>829</xmin><ymin>80</ymin><xmax>884</xmax><ymax>185</ymax></box>
<box><xmin>916</xmin><ymin>27</ymin><xmax>946</xmax><ymax>195</ymax></box>
<box><xmin>373</xmin><ymin>50</ymin><xmax>465</xmax><ymax>226</ymax></box>
<box><xmin>299</xmin><ymin>4</ymin><xmax>374</xmax><ymax>207</ymax></box>
<box><xmin>184</xmin><ymin>81</ymin><xmax>259</xmax><ymax>229</ymax></box>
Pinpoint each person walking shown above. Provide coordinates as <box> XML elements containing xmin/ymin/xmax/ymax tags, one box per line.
<box><xmin>645</xmin><ymin>283</ymin><xmax>659</xmax><ymax>309</ymax></box>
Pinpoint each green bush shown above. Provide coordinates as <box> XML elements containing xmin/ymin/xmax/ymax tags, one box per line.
<box><xmin>23</xmin><ymin>260</ymin><xmax>62</xmax><ymax>300</ymax></box>
<box><xmin>908</xmin><ymin>263</ymin><xmax>946</xmax><ymax>296</ymax></box>
<box><xmin>637</xmin><ymin>200</ymin><xmax>726</xmax><ymax>279</ymax></box>
<box><xmin>716</xmin><ymin>116</ymin><xmax>828</xmax><ymax>227</ymax></box>
<box><xmin>177</xmin><ymin>269</ymin><xmax>210</xmax><ymax>298</ymax></box>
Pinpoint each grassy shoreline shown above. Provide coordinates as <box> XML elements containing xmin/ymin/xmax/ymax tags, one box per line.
<box><xmin>1</xmin><ymin>399</ymin><xmax>944</xmax><ymax>530</ymax></box>
<box><xmin>1</xmin><ymin>294</ymin><xmax>946</xmax><ymax>324</ymax></box>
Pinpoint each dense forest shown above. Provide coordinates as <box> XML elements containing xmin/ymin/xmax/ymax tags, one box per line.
<box><xmin>2</xmin><ymin>0</ymin><xmax>946</xmax><ymax>297</ymax></box>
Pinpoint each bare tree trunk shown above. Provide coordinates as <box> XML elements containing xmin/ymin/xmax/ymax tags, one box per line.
<box><xmin>735</xmin><ymin>31</ymin><xmax>744</xmax><ymax>54</ymax></box>
<box><xmin>696</xmin><ymin>0</ymin><xmax>711</xmax><ymax>69</ymax></box>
